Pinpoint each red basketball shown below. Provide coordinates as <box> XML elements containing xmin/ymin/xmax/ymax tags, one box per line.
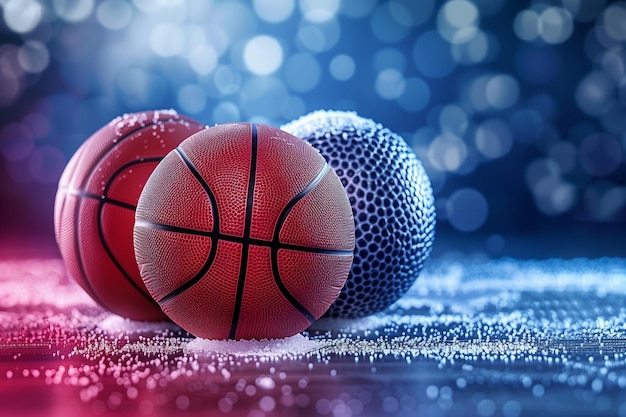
<box><xmin>54</xmin><ymin>110</ymin><xmax>206</xmax><ymax>321</ymax></box>
<box><xmin>134</xmin><ymin>123</ymin><xmax>355</xmax><ymax>340</ymax></box>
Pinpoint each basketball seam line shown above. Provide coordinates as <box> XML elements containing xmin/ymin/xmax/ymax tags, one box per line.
<box><xmin>173</xmin><ymin>148</ymin><xmax>221</xmax><ymax>232</ymax></box>
<box><xmin>97</xmin><ymin>157</ymin><xmax>166</xmax><ymax>307</ymax></box>
<box><xmin>61</xmin><ymin>187</ymin><xmax>136</xmax><ymax>211</ymax></box>
<box><xmin>133</xmin><ymin>220</ymin><xmax>353</xmax><ymax>256</ymax></box>
<box><xmin>270</xmin><ymin>163</ymin><xmax>332</xmax><ymax>324</ymax></box>
<box><xmin>69</xmin><ymin>117</ymin><xmax>190</xmax><ymax>314</ymax></box>
<box><xmin>156</xmin><ymin>148</ymin><xmax>221</xmax><ymax>304</ymax></box>
<box><xmin>228</xmin><ymin>123</ymin><xmax>258</xmax><ymax>340</ymax></box>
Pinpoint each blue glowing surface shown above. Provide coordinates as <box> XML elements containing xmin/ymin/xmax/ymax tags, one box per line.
<box><xmin>1</xmin><ymin>257</ymin><xmax>626</xmax><ymax>416</ymax></box>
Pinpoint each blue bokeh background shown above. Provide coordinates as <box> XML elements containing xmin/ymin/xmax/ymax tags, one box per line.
<box><xmin>0</xmin><ymin>0</ymin><xmax>624</xmax><ymax>257</ymax></box>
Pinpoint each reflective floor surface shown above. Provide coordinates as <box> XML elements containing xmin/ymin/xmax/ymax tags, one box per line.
<box><xmin>2</xmin><ymin>257</ymin><xmax>626</xmax><ymax>417</ymax></box>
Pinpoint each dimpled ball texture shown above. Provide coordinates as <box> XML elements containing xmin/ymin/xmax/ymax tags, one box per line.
<box><xmin>282</xmin><ymin>111</ymin><xmax>436</xmax><ymax>318</ymax></box>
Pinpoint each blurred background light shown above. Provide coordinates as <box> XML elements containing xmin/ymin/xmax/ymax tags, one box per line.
<box><xmin>53</xmin><ymin>0</ymin><xmax>95</xmax><ymax>23</ymax></box>
<box><xmin>3</xmin><ymin>0</ymin><xmax>43</xmax><ymax>34</ymax></box>
<box><xmin>538</xmin><ymin>7</ymin><xmax>574</xmax><ymax>45</ymax></box>
<box><xmin>375</xmin><ymin>68</ymin><xmax>405</xmax><ymax>100</ymax></box>
<box><xmin>329</xmin><ymin>54</ymin><xmax>355</xmax><ymax>81</ymax></box>
<box><xmin>297</xmin><ymin>18</ymin><xmax>340</xmax><ymax>52</ymax></box>
<box><xmin>446</xmin><ymin>188</ymin><xmax>489</xmax><ymax>232</ymax></box>
<box><xmin>576</xmin><ymin>71</ymin><xmax>615</xmax><ymax>116</ymax></box>
<box><xmin>17</xmin><ymin>41</ymin><xmax>49</xmax><ymax>74</ymax></box>
<box><xmin>437</xmin><ymin>0</ymin><xmax>479</xmax><ymax>44</ymax></box>
<box><xmin>485</xmin><ymin>74</ymin><xmax>520</xmax><ymax>109</ymax></box>
<box><xmin>602</xmin><ymin>3</ymin><xmax>626</xmax><ymax>42</ymax></box>
<box><xmin>253</xmin><ymin>0</ymin><xmax>295</xmax><ymax>24</ymax></box>
<box><xmin>96</xmin><ymin>0</ymin><xmax>134</xmax><ymax>31</ymax></box>
<box><xmin>0</xmin><ymin>0</ymin><xmax>623</xmax><ymax>249</ymax></box>
<box><xmin>339</xmin><ymin>0</ymin><xmax>377</xmax><ymax>19</ymax></box>
<box><xmin>300</xmin><ymin>0</ymin><xmax>339</xmax><ymax>23</ymax></box>
<box><xmin>243</xmin><ymin>35</ymin><xmax>283</xmax><ymax>75</ymax></box>
<box><xmin>475</xmin><ymin>119</ymin><xmax>513</xmax><ymax>159</ymax></box>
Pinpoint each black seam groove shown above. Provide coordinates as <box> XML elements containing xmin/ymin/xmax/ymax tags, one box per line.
<box><xmin>174</xmin><ymin>148</ymin><xmax>221</xmax><ymax>231</ymax></box>
<box><xmin>134</xmin><ymin>220</ymin><xmax>353</xmax><ymax>256</ymax></box>
<box><xmin>71</xmin><ymin>193</ymin><xmax>107</xmax><ymax>308</ymax></box>
<box><xmin>269</xmin><ymin>163</ymin><xmax>332</xmax><ymax>324</ymax></box>
<box><xmin>273</xmin><ymin>164</ymin><xmax>330</xmax><ymax>242</ymax></box>
<box><xmin>228</xmin><ymin>123</ymin><xmax>258</xmax><ymax>340</ymax></box>
<box><xmin>156</xmin><ymin>148</ymin><xmax>221</xmax><ymax>304</ymax></box>
<box><xmin>71</xmin><ymin>119</ymin><xmax>179</xmax><ymax>312</ymax></box>
<box><xmin>96</xmin><ymin>158</ymin><xmax>165</xmax><ymax>307</ymax></box>
<box><xmin>62</xmin><ymin>187</ymin><xmax>137</xmax><ymax>211</ymax></box>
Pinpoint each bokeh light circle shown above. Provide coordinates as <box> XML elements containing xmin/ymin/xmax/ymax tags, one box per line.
<box><xmin>340</xmin><ymin>0</ymin><xmax>377</xmax><ymax>19</ymax></box>
<box><xmin>428</xmin><ymin>133</ymin><xmax>468</xmax><ymax>172</ymax></box>
<box><xmin>486</xmin><ymin>74</ymin><xmax>520</xmax><ymax>109</ymax></box>
<box><xmin>243</xmin><ymin>35</ymin><xmax>283</xmax><ymax>76</ymax></box>
<box><xmin>3</xmin><ymin>0</ymin><xmax>43</xmax><ymax>33</ymax></box>
<box><xmin>539</xmin><ymin>7</ymin><xmax>574</xmax><ymax>45</ymax></box>
<box><xmin>446</xmin><ymin>188</ymin><xmax>489</xmax><ymax>232</ymax></box>
<box><xmin>297</xmin><ymin>18</ymin><xmax>341</xmax><ymax>52</ymax></box>
<box><xmin>451</xmin><ymin>30</ymin><xmax>490</xmax><ymax>65</ymax></box>
<box><xmin>213</xmin><ymin>65</ymin><xmax>242</xmax><ymax>95</ymax></box>
<box><xmin>253</xmin><ymin>0</ymin><xmax>295</xmax><ymax>23</ymax></box>
<box><xmin>96</xmin><ymin>0</ymin><xmax>133</xmax><ymax>31</ymax></box>
<box><xmin>53</xmin><ymin>0</ymin><xmax>95</xmax><ymax>23</ymax></box>
<box><xmin>602</xmin><ymin>3</ymin><xmax>626</xmax><ymax>41</ymax></box>
<box><xmin>212</xmin><ymin>102</ymin><xmax>241</xmax><ymax>125</ymax></box>
<box><xmin>375</xmin><ymin>69</ymin><xmax>406</xmax><ymax>100</ymax></box>
<box><xmin>439</xmin><ymin>105</ymin><xmax>468</xmax><ymax>136</ymax></box>
<box><xmin>438</xmin><ymin>0</ymin><xmax>479</xmax><ymax>44</ymax></box>
<box><xmin>17</xmin><ymin>41</ymin><xmax>49</xmax><ymax>74</ymax></box>
<box><xmin>329</xmin><ymin>54</ymin><xmax>355</xmax><ymax>81</ymax></box>
<box><xmin>575</xmin><ymin>71</ymin><xmax>615</xmax><ymax>116</ymax></box>
<box><xmin>475</xmin><ymin>118</ymin><xmax>513</xmax><ymax>159</ymax></box>
<box><xmin>300</xmin><ymin>0</ymin><xmax>340</xmax><ymax>23</ymax></box>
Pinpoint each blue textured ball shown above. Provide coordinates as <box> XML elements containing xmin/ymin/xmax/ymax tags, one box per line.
<box><xmin>282</xmin><ymin>111</ymin><xmax>436</xmax><ymax>318</ymax></box>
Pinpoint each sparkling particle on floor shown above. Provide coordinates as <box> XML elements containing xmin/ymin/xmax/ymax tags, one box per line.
<box><xmin>2</xmin><ymin>257</ymin><xmax>626</xmax><ymax>416</ymax></box>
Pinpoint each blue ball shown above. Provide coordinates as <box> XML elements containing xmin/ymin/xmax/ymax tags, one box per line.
<box><xmin>282</xmin><ymin>111</ymin><xmax>436</xmax><ymax>318</ymax></box>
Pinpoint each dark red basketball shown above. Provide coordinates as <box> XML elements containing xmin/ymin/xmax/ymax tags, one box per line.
<box><xmin>54</xmin><ymin>110</ymin><xmax>206</xmax><ymax>321</ymax></box>
<box><xmin>134</xmin><ymin>123</ymin><xmax>355</xmax><ymax>340</ymax></box>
